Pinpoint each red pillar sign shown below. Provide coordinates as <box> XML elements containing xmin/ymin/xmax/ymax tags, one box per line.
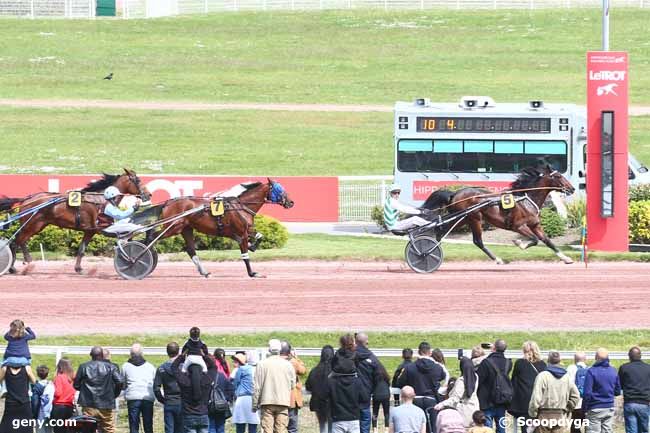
<box><xmin>586</xmin><ymin>51</ymin><xmax>629</xmax><ymax>251</ymax></box>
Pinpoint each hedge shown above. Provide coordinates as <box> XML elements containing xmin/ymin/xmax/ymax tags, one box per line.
<box><xmin>539</xmin><ymin>208</ymin><xmax>567</xmax><ymax>238</ymax></box>
<box><xmin>5</xmin><ymin>214</ymin><xmax>288</xmax><ymax>256</ymax></box>
<box><xmin>629</xmin><ymin>200</ymin><xmax>650</xmax><ymax>244</ymax></box>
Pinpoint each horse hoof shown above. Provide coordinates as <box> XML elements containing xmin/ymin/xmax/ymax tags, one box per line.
<box><xmin>249</xmin><ymin>272</ymin><xmax>266</xmax><ymax>278</ymax></box>
<box><xmin>202</xmin><ymin>273</ymin><xmax>211</xmax><ymax>279</ymax></box>
<box><xmin>8</xmin><ymin>267</ymin><xmax>16</xmax><ymax>274</ymax></box>
<box><xmin>75</xmin><ymin>267</ymin><xmax>83</xmax><ymax>274</ymax></box>
<box><xmin>495</xmin><ymin>258</ymin><xmax>504</xmax><ymax>265</ymax></box>
<box><xmin>562</xmin><ymin>257</ymin><xmax>574</xmax><ymax>264</ymax></box>
<box><xmin>512</xmin><ymin>240</ymin><xmax>526</xmax><ymax>250</ymax></box>
<box><xmin>21</xmin><ymin>263</ymin><xmax>35</xmax><ymax>275</ymax></box>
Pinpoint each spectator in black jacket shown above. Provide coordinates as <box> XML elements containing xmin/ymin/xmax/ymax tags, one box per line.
<box><xmin>396</xmin><ymin>342</ymin><xmax>445</xmax><ymax>433</ymax></box>
<box><xmin>329</xmin><ymin>335</ymin><xmax>364</xmax><ymax>433</ymax></box>
<box><xmin>154</xmin><ymin>342</ymin><xmax>183</xmax><ymax>433</ymax></box>
<box><xmin>74</xmin><ymin>346</ymin><xmax>124</xmax><ymax>433</ymax></box>
<box><xmin>477</xmin><ymin>339</ymin><xmax>513</xmax><ymax>433</ymax></box>
<box><xmin>306</xmin><ymin>345</ymin><xmax>335</xmax><ymax>433</ymax></box>
<box><xmin>208</xmin><ymin>366</ymin><xmax>234</xmax><ymax>433</ymax></box>
<box><xmin>392</xmin><ymin>349</ymin><xmax>413</xmax><ymax>406</ymax></box>
<box><xmin>172</xmin><ymin>353</ymin><xmax>215</xmax><ymax>433</ymax></box>
<box><xmin>618</xmin><ymin>346</ymin><xmax>650</xmax><ymax>433</ymax></box>
<box><xmin>355</xmin><ymin>332</ymin><xmax>384</xmax><ymax>433</ymax></box>
<box><xmin>509</xmin><ymin>341</ymin><xmax>547</xmax><ymax>433</ymax></box>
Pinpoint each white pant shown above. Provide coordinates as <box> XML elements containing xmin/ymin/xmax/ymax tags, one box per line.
<box><xmin>391</xmin><ymin>216</ymin><xmax>430</xmax><ymax>231</ymax></box>
<box><xmin>182</xmin><ymin>355</ymin><xmax>208</xmax><ymax>373</ymax></box>
<box><xmin>332</xmin><ymin>421</ymin><xmax>360</xmax><ymax>433</ymax></box>
<box><xmin>103</xmin><ymin>220</ymin><xmax>142</xmax><ymax>235</ymax></box>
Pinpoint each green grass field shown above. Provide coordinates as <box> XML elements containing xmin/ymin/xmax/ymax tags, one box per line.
<box><xmin>2</xmin><ymin>107</ymin><xmax>650</xmax><ymax>174</ymax></box>
<box><xmin>2</xmin><ymin>10</ymin><xmax>650</xmax><ymax>104</ymax></box>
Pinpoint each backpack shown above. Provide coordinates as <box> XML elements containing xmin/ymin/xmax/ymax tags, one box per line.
<box><xmin>487</xmin><ymin>359</ymin><xmax>513</xmax><ymax>405</ymax></box>
<box><xmin>31</xmin><ymin>381</ymin><xmax>50</xmax><ymax>419</ymax></box>
<box><xmin>575</xmin><ymin>365</ymin><xmax>588</xmax><ymax>397</ymax></box>
<box><xmin>208</xmin><ymin>381</ymin><xmax>231</xmax><ymax>418</ymax></box>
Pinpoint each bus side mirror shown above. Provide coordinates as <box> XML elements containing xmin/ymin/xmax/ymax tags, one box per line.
<box><xmin>578</xmin><ymin>170</ymin><xmax>585</xmax><ymax>178</ymax></box>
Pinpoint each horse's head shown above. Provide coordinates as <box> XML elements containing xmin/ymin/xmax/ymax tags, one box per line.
<box><xmin>541</xmin><ymin>165</ymin><xmax>575</xmax><ymax>196</ymax></box>
<box><xmin>267</xmin><ymin>178</ymin><xmax>294</xmax><ymax>209</ymax></box>
<box><xmin>115</xmin><ymin>168</ymin><xmax>151</xmax><ymax>201</ymax></box>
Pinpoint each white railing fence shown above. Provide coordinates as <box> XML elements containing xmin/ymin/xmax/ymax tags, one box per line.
<box><xmin>0</xmin><ymin>0</ymin><xmax>95</xmax><ymax>18</ymax></box>
<box><xmin>338</xmin><ymin>175</ymin><xmax>392</xmax><ymax>222</ymax></box>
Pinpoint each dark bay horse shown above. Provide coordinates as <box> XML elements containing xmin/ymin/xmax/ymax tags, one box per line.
<box><xmin>422</xmin><ymin>166</ymin><xmax>575</xmax><ymax>264</ymax></box>
<box><xmin>2</xmin><ymin>169</ymin><xmax>150</xmax><ymax>274</ymax></box>
<box><xmin>148</xmin><ymin>179</ymin><xmax>293</xmax><ymax>278</ymax></box>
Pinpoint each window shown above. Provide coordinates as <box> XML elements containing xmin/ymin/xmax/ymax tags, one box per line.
<box><xmin>397</xmin><ymin>139</ymin><xmax>567</xmax><ymax>173</ymax></box>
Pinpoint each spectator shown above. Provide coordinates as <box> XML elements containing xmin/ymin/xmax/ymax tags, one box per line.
<box><xmin>476</xmin><ymin>339</ymin><xmax>512</xmax><ymax>433</ymax></box>
<box><xmin>31</xmin><ymin>365</ymin><xmax>55</xmax><ymax>433</ymax></box>
<box><xmin>232</xmin><ymin>352</ymin><xmax>260</xmax><ymax>433</ymax></box>
<box><xmin>3</xmin><ymin>319</ymin><xmax>36</xmax><ymax>368</ymax></box>
<box><xmin>50</xmin><ymin>358</ymin><xmax>76</xmax><ymax>433</ymax></box>
<box><xmin>510</xmin><ymin>341</ymin><xmax>547</xmax><ymax>432</ymax></box>
<box><xmin>471</xmin><ymin>346</ymin><xmax>489</xmax><ymax>369</ymax></box>
<box><xmin>182</xmin><ymin>327</ymin><xmax>209</xmax><ymax>373</ymax></box>
<box><xmin>0</xmin><ymin>363</ymin><xmax>36</xmax><ymax>433</ymax></box>
<box><xmin>172</xmin><ymin>353</ymin><xmax>215</xmax><ymax>433</ymax></box>
<box><xmin>528</xmin><ymin>351</ymin><xmax>580</xmax><ymax>433</ymax></box>
<box><xmin>280</xmin><ymin>341</ymin><xmax>306</xmax><ymax>433</ymax></box>
<box><xmin>566</xmin><ymin>352</ymin><xmax>589</xmax><ymax>433</ymax></box>
<box><xmin>435</xmin><ymin>409</ymin><xmax>465</xmax><ymax>433</ymax></box>
<box><xmin>208</xmin><ymin>358</ymin><xmax>234</xmax><ymax>433</ymax></box>
<box><xmin>583</xmin><ymin>348</ymin><xmax>621</xmax><ymax>433</ymax></box>
<box><xmin>252</xmin><ymin>339</ymin><xmax>296</xmax><ymax>433</ymax></box>
<box><xmin>396</xmin><ymin>342</ymin><xmax>445</xmax><ymax>433</ymax></box>
<box><xmin>372</xmin><ymin>363</ymin><xmax>392</xmax><ymax>433</ymax></box>
<box><xmin>392</xmin><ymin>349</ymin><xmax>414</xmax><ymax>406</ymax></box>
<box><xmin>432</xmin><ymin>349</ymin><xmax>451</xmax><ymax>395</ymax></box>
<box><xmin>388</xmin><ymin>386</ymin><xmax>426</xmax><ymax>433</ymax></box>
<box><xmin>231</xmin><ymin>351</ymin><xmax>248</xmax><ymax>379</ymax></box>
<box><xmin>74</xmin><ymin>346</ymin><xmax>124</xmax><ymax>433</ymax></box>
<box><xmin>306</xmin><ymin>345</ymin><xmax>335</xmax><ymax>433</ymax></box>
<box><xmin>434</xmin><ymin>357</ymin><xmax>479</xmax><ymax>427</ymax></box>
<box><xmin>122</xmin><ymin>343</ymin><xmax>156</xmax><ymax>433</ymax></box>
<box><xmin>468</xmin><ymin>411</ymin><xmax>493</xmax><ymax>433</ymax></box>
<box><xmin>155</xmin><ymin>342</ymin><xmax>183</xmax><ymax>433</ymax></box>
<box><xmin>355</xmin><ymin>332</ymin><xmax>385</xmax><ymax>433</ymax></box>
<box><xmin>214</xmin><ymin>348</ymin><xmax>231</xmax><ymax>378</ymax></box>
<box><xmin>618</xmin><ymin>346</ymin><xmax>650</xmax><ymax>433</ymax></box>
<box><xmin>329</xmin><ymin>334</ymin><xmax>363</xmax><ymax>433</ymax></box>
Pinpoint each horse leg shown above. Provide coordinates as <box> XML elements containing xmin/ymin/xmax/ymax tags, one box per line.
<box><xmin>468</xmin><ymin>218</ymin><xmax>504</xmax><ymax>265</ymax></box>
<box><xmin>182</xmin><ymin>227</ymin><xmax>210</xmax><ymax>278</ymax></box>
<box><xmin>74</xmin><ymin>232</ymin><xmax>95</xmax><ymax>274</ymax></box>
<box><xmin>531</xmin><ymin>224</ymin><xmax>574</xmax><ymax>264</ymax></box>
<box><xmin>239</xmin><ymin>239</ymin><xmax>264</xmax><ymax>278</ymax></box>
<box><xmin>14</xmin><ymin>220</ymin><xmax>48</xmax><ymax>274</ymax></box>
<box><xmin>511</xmin><ymin>225</ymin><xmax>540</xmax><ymax>250</ymax></box>
<box><xmin>8</xmin><ymin>242</ymin><xmax>17</xmax><ymax>274</ymax></box>
<box><xmin>20</xmin><ymin>244</ymin><xmax>33</xmax><ymax>265</ymax></box>
<box><xmin>248</xmin><ymin>231</ymin><xmax>264</xmax><ymax>252</ymax></box>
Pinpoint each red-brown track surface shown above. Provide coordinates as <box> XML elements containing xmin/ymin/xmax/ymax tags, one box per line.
<box><xmin>1</xmin><ymin>260</ymin><xmax>649</xmax><ymax>335</ymax></box>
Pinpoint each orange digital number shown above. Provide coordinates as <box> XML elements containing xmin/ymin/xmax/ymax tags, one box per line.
<box><xmin>424</xmin><ymin>119</ymin><xmax>436</xmax><ymax>130</ymax></box>
<box><xmin>447</xmin><ymin>119</ymin><xmax>456</xmax><ymax>130</ymax></box>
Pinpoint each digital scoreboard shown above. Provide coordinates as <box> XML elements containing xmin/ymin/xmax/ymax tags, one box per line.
<box><xmin>416</xmin><ymin>117</ymin><xmax>552</xmax><ymax>133</ymax></box>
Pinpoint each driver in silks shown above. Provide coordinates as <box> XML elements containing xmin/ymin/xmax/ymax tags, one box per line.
<box><xmin>384</xmin><ymin>183</ymin><xmax>430</xmax><ymax>231</ymax></box>
<box><xmin>102</xmin><ymin>186</ymin><xmax>143</xmax><ymax>235</ymax></box>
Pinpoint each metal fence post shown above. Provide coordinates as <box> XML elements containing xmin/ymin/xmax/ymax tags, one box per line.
<box><xmin>204</xmin><ymin>0</ymin><xmax>208</xmax><ymax>12</ymax></box>
<box><xmin>55</xmin><ymin>348</ymin><xmax>63</xmax><ymax>366</ymax></box>
<box><xmin>381</xmin><ymin>180</ymin><xmax>387</xmax><ymax>206</ymax></box>
<box><xmin>30</xmin><ymin>0</ymin><xmax>35</xmax><ymax>18</ymax></box>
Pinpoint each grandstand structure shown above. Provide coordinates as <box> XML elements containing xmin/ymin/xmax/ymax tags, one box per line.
<box><xmin>1</xmin><ymin>0</ymin><xmax>647</xmax><ymax>19</ymax></box>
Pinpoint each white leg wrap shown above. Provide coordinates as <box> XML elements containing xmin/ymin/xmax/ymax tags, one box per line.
<box><xmin>191</xmin><ymin>255</ymin><xmax>208</xmax><ymax>275</ymax></box>
<box><xmin>556</xmin><ymin>252</ymin><xmax>574</xmax><ymax>264</ymax></box>
<box><xmin>241</xmin><ymin>253</ymin><xmax>250</xmax><ymax>260</ymax></box>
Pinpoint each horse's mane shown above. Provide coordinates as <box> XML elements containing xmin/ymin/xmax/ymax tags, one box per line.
<box><xmin>510</xmin><ymin>167</ymin><xmax>543</xmax><ymax>191</ymax></box>
<box><xmin>81</xmin><ymin>173</ymin><xmax>120</xmax><ymax>192</ymax></box>
<box><xmin>241</xmin><ymin>182</ymin><xmax>262</xmax><ymax>190</ymax></box>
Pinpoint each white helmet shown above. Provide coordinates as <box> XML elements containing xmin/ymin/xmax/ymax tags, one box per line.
<box><xmin>103</xmin><ymin>186</ymin><xmax>121</xmax><ymax>200</ymax></box>
<box><xmin>389</xmin><ymin>183</ymin><xmax>402</xmax><ymax>193</ymax></box>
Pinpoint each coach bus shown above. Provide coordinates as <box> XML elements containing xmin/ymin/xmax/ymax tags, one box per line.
<box><xmin>393</xmin><ymin>96</ymin><xmax>650</xmax><ymax>204</ymax></box>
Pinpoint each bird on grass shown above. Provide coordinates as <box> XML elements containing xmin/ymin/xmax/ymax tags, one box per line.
<box><xmin>103</xmin><ymin>72</ymin><xmax>113</xmax><ymax>80</ymax></box>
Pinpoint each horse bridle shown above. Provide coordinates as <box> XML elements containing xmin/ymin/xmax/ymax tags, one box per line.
<box><xmin>127</xmin><ymin>173</ymin><xmax>149</xmax><ymax>199</ymax></box>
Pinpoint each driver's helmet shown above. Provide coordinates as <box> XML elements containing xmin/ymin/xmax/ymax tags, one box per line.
<box><xmin>388</xmin><ymin>183</ymin><xmax>402</xmax><ymax>193</ymax></box>
<box><xmin>103</xmin><ymin>186</ymin><xmax>121</xmax><ymax>200</ymax></box>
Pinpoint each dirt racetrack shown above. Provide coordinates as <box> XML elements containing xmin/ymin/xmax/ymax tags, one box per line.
<box><xmin>1</xmin><ymin>260</ymin><xmax>649</xmax><ymax>335</ymax></box>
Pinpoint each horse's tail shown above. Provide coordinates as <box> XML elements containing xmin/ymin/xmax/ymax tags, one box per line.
<box><xmin>422</xmin><ymin>189</ymin><xmax>455</xmax><ymax>211</ymax></box>
<box><xmin>0</xmin><ymin>196</ymin><xmax>24</xmax><ymax>212</ymax></box>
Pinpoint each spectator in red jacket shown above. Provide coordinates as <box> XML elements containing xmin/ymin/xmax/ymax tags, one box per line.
<box><xmin>51</xmin><ymin>358</ymin><xmax>76</xmax><ymax>433</ymax></box>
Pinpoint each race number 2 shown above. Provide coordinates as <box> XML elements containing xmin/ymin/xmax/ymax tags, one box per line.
<box><xmin>68</xmin><ymin>191</ymin><xmax>82</xmax><ymax>207</ymax></box>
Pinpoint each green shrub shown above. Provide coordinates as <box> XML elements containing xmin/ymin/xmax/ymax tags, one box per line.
<box><xmin>565</xmin><ymin>197</ymin><xmax>586</xmax><ymax>229</ymax></box>
<box><xmin>630</xmin><ymin>184</ymin><xmax>650</xmax><ymax>202</ymax></box>
<box><xmin>254</xmin><ymin>214</ymin><xmax>288</xmax><ymax>249</ymax></box>
<box><xmin>540</xmin><ymin>208</ymin><xmax>567</xmax><ymax>238</ymax></box>
<box><xmin>629</xmin><ymin>200</ymin><xmax>650</xmax><ymax>244</ymax></box>
<box><xmin>371</xmin><ymin>205</ymin><xmax>387</xmax><ymax>231</ymax></box>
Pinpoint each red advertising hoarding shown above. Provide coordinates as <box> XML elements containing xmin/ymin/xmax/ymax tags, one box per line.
<box><xmin>586</xmin><ymin>51</ymin><xmax>629</xmax><ymax>251</ymax></box>
<box><xmin>0</xmin><ymin>174</ymin><xmax>339</xmax><ymax>222</ymax></box>
<box><xmin>412</xmin><ymin>180</ymin><xmax>512</xmax><ymax>201</ymax></box>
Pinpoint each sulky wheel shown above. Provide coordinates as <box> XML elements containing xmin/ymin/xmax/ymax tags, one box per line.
<box><xmin>404</xmin><ymin>235</ymin><xmax>444</xmax><ymax>274</ymax></box>
<box><xmin>0</xmin><ymin>238</ymin><xmax>14</xmax><ymax>276</ymax></box>
<box><xmin>114</xmin><ymin>241</ymin><xmax>154</xmax><ymax>280</ymax></box>
<box><xmin>145</xmin><ymin>248</ymin><xmax>159</xmax><ymax>277</ymax></box>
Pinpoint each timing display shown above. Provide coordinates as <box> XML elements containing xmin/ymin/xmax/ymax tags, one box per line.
<box><xmin>416</xmin><ymin>117</ymin><xmax>552</xmax><ymax>133</ymax></box>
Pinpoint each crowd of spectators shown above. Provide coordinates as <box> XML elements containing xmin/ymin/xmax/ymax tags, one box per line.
<box><xmin>2</xmin><ymin>324</ymin><xmax>650</xmax><ymax>433</ymax></box>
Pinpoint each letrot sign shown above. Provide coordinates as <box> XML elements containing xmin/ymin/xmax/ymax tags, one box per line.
<box><xmin>586</xmin><ymin>51</ymin><xmax>629</xmax><ymax>251</ymax></box>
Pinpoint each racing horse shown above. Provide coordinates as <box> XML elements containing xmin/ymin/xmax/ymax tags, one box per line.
<box><xmin>2</xmin><ymin>169</ymin><xmax>150</xmax><ymax>274</ymax></box>
<box><xmin>422</xmin><ymin>166</ymin><xmax>575</xmax><ymax>264</ymax></box>
<box><xmin>148</xmin><ymin>178</ymin><xmax>294</xmax><ymax>278</ymax></box>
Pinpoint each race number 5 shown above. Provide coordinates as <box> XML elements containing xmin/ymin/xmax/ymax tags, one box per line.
<box><xmin>68</xmin><ymin>191</ymin><xmax>82</xmax><ymax>207</ymax></box>
<box><xmin>500</xmin><ymin>193</ymin><xmax>515</xmax><ymax>210</ymax></box>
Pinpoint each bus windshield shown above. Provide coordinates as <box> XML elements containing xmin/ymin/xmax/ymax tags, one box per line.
<box><xmin>397</xmin><ymin>138</ymin><xmax>567</xmax><ymax>173</ymax></box>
